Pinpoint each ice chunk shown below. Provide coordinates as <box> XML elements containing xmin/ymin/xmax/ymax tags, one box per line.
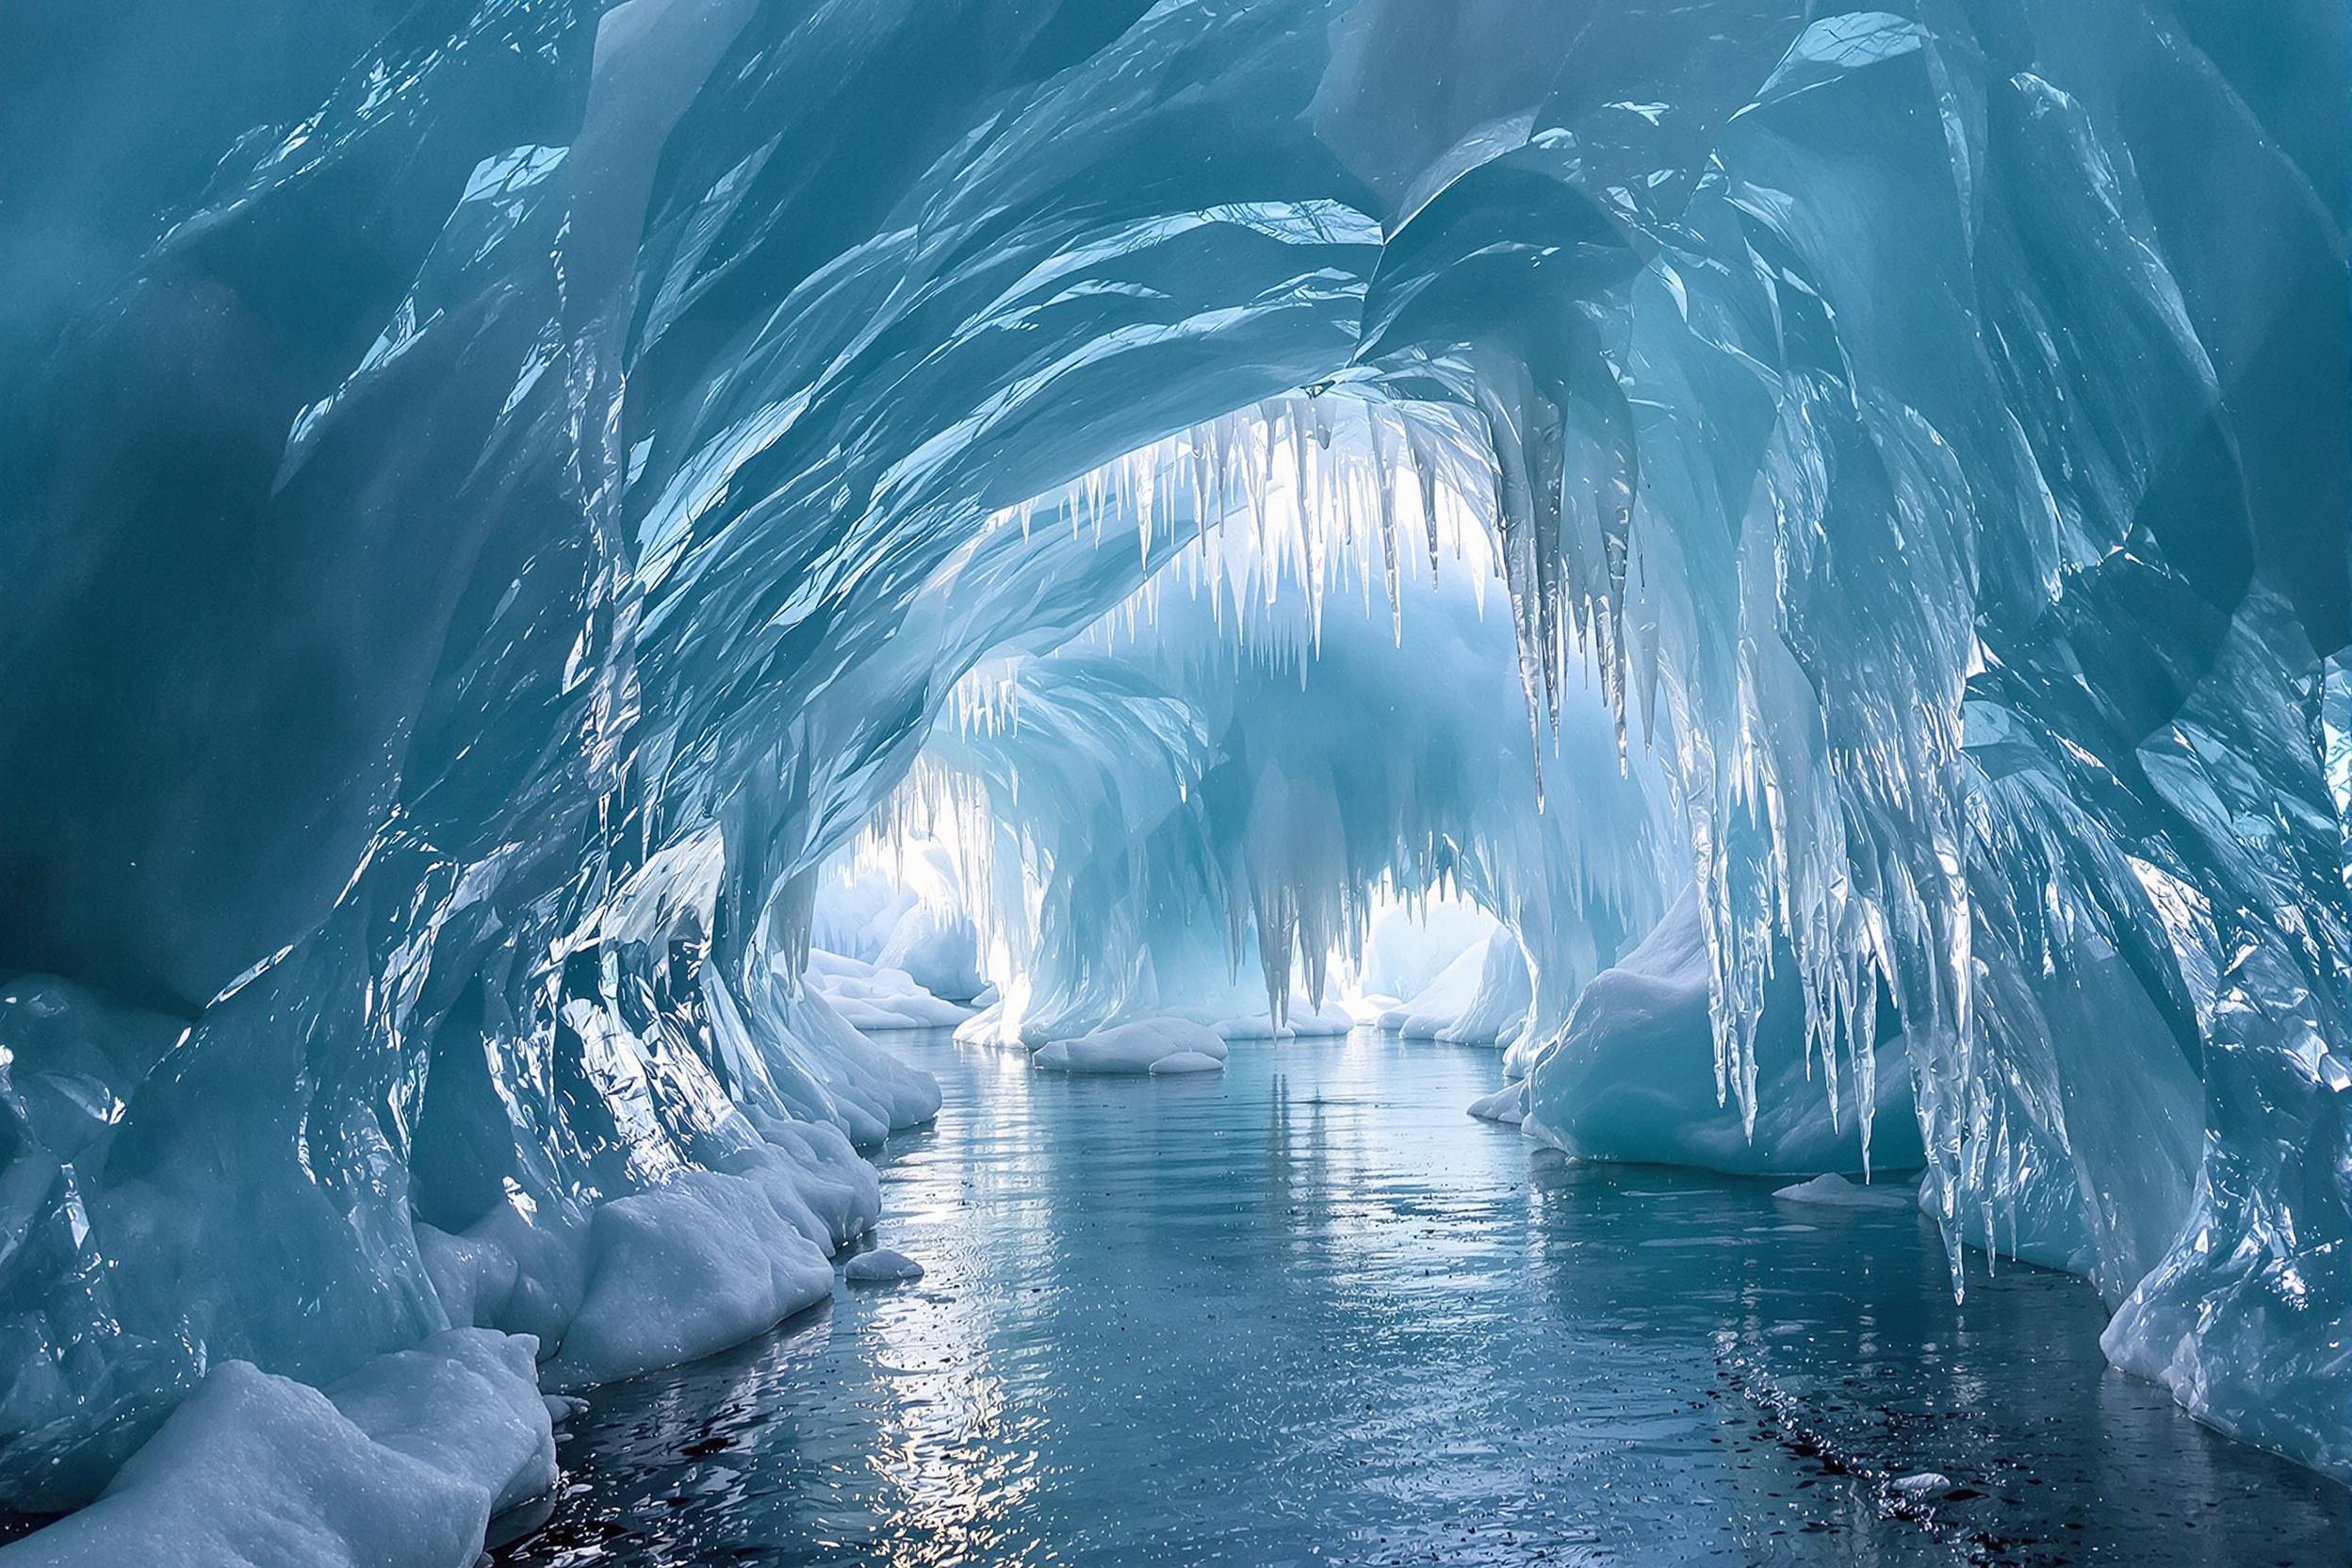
<box><xmin>547</xmin><ymin>1156</ymin><xmax>845</xmax><ymax>1387</ymax></box>
<box><xmin>1773</xmin><ymin>1174</ymin><xmax>1920</xmax><ymax>1214</ymax></box>
<box><xmin>1032</xmin><ymin>1021</ymin><xmax>1232</xmax><ymax>1076</ymax></box>
<box><xmin>843</xmin><ymin>1248</ymin><xmax>925</xmax><ymax>1284</ymax></box>
<box><xmin>1466</xmin><ymin>1083</ymin><xmax>1526</xmax><ymax>1126</ymax></box>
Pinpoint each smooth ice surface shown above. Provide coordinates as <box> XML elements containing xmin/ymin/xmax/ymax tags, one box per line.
<box><xmin>492</xmin><ymin>1033</ymin><xmax>2352</xmax><ymax>1568</ymax></box>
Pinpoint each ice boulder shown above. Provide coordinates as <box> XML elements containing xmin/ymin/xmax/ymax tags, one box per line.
<box><xmin>843</xmin><ymin>1248</ymin><xmax>925</xmax><ymax>1284</ymax></box>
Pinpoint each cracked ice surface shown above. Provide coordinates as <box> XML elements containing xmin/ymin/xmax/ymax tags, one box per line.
<box><xmin>0</xmin><ymin>0</ymin><xmax>2343</xmax><ymax>1527</ymax></box>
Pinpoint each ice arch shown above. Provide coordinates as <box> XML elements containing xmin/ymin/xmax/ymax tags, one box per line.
<box><xmin>863</xmin><ymin>398</ymin><xmax>1679</xmax><ymax>1055</ymax></box>
<box><xmin>0</xmin><ymin>0</ymin><xmax>2342</xmax><ymax>1519</ymax></box>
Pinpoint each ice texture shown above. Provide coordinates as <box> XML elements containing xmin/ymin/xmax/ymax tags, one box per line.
<box><xmin>0</xmin><ymin>0</ymin><xmax>2343</xmax><ymax>1530</ymax></box>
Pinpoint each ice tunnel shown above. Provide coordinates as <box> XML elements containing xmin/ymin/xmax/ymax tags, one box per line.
<box><xmin>0</xmin><ymin>0</ymin><xmax>2344</xmax><ymax>1562</ymax></box>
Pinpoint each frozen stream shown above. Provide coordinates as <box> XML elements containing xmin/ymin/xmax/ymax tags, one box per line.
<box><xmin>498</xmin><ymin>1032</ymin><xmax>2348</xmax><ymax>1567</ymax></box>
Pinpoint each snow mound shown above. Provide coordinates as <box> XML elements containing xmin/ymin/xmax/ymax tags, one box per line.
<box><xmin>1033</xmin><ymin>1021</ymin><xmax>1231</xmax><ymax>1075</ymax></box>
<box><xmin>805</xmin><ymin>948</ymin><xmax>975</xmax><ymax>1031</ymax></box>
<box><xmin>0</xmin><ymin>1331</ymin><xmax>552</xmax><ymax>1568</ymax></box>
<box><xmin>1773</xmin><ymin>1174</ymin><xmax>1921</xmax><ymax>1213</ymax></box>
<box><xmin>1380</xmin><ymin>927</ymin><xmax>1534</xmax><ymax>1047</ymax></box>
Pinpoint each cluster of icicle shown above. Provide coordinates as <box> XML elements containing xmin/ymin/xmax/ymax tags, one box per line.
<box><xmin>982</xmin><ymin>396</ymin><xmax>1501</xmax><ymax>670</ymax></box>
<box><xmin>858</xmin><ymin>393</ymin><xmax>1674</xmax><ymax>1044</ymax></box>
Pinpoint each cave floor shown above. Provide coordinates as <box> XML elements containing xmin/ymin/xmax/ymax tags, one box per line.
<box><xmin>498</xmin><ymin>1029</ymin><xmax>2349</xmax><ymax>1568</ymax></box>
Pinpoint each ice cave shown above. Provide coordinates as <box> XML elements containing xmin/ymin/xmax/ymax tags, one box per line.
<box><xmin>0</xmin><ymin>1</ymin><xmax>2345</xmax><ymax>1563</ymax></box>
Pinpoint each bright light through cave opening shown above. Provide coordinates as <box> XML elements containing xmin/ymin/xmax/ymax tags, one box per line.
<box><xmin>0</xmin><ymin>3</ymin><xmax>2345</xmax><ymax>1565</ymax></box>
<box><xmin>813</xmin><ymin>396</ymin><xmax>1625</xmax><ymax>1067</ymax></box>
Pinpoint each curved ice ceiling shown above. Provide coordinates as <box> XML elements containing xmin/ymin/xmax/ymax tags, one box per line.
<box><xmin>0</xmin><ymin>0</ymin><xmax>2344</xmax><ymax>1503</ymax></box>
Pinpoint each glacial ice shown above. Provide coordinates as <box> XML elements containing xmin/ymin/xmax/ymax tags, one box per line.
<box><xmin>1522</xmin><ymin>888</ymin><xmax>1926</xmax><ymax>1175</ymax></box>
<box><xmin>0</xmin><ymin>0</ymin><xmax>2343</xmax><ymax>1551</ymax></box>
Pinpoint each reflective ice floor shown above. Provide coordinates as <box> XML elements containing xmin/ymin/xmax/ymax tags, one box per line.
<box><xmin>498</xmin><ymin>1031</ymin><xmax>2350</xmax><ymax>1567</ymax></box>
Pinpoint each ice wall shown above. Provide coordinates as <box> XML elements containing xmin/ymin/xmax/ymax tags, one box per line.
<box><xmin>0</xmin><ymin>0</ymin><xmax>2343</xmax><ymax>1511</ymax></box>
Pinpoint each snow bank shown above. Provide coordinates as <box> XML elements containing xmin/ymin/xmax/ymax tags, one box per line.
<box><xmin>0</xmin><ymin>1331</ymin><xmax>552</xmax><ymax>1568</ymax></box>
<box><xmin>804</xmin><ymin>948</ymin><xmax>975</xmax><ymax>1031</ymax></box>
<box><xmin>1380</xmin><ymin>927</ymin><xmax>1534</xmax><ymax>1048</ymax></box>
<box><xmin>421</xmin><ymin>1128</ymin><xmax>881</xmax><ymax>1391</ymax></box>
<box><xmin>1032</xmin><ymin>1021</ymin><xmax>1231</xmax><ymax>1075</ymax></box>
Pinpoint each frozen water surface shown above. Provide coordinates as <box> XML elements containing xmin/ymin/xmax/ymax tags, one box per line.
<box><xmin>497</xmin><ymin>1034</ymin><xmax>2349</xmax><ymax>1568</ymax></box>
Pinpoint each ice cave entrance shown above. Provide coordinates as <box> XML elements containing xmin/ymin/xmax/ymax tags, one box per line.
<box><xmin>795</xmin><ymin>395</ymin><xmax>1644</xmax><ymax>1082</ymax></box>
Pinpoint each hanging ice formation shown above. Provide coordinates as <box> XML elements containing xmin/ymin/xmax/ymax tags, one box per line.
<box><xmin>850</xmin><ymin>396</ymin><xmax>1678</xmax><ymax>1054</ymax></box>
<box><xmin>0</xmin><ymin>0</ymin><xmax>2343</xmax><ymax>1526</ymax></box>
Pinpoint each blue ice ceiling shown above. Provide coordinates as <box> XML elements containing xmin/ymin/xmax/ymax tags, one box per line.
<box><xmin>0</xmin><ymin>0</ymin><xmax>2344</xmax><ymax>1514</ymax></box>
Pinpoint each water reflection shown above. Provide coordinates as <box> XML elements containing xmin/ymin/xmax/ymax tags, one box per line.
<box><xmin>499</xmin><ymin>1030</ymin><xmax>2349</xmax><ymax>1567</ymax></box>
